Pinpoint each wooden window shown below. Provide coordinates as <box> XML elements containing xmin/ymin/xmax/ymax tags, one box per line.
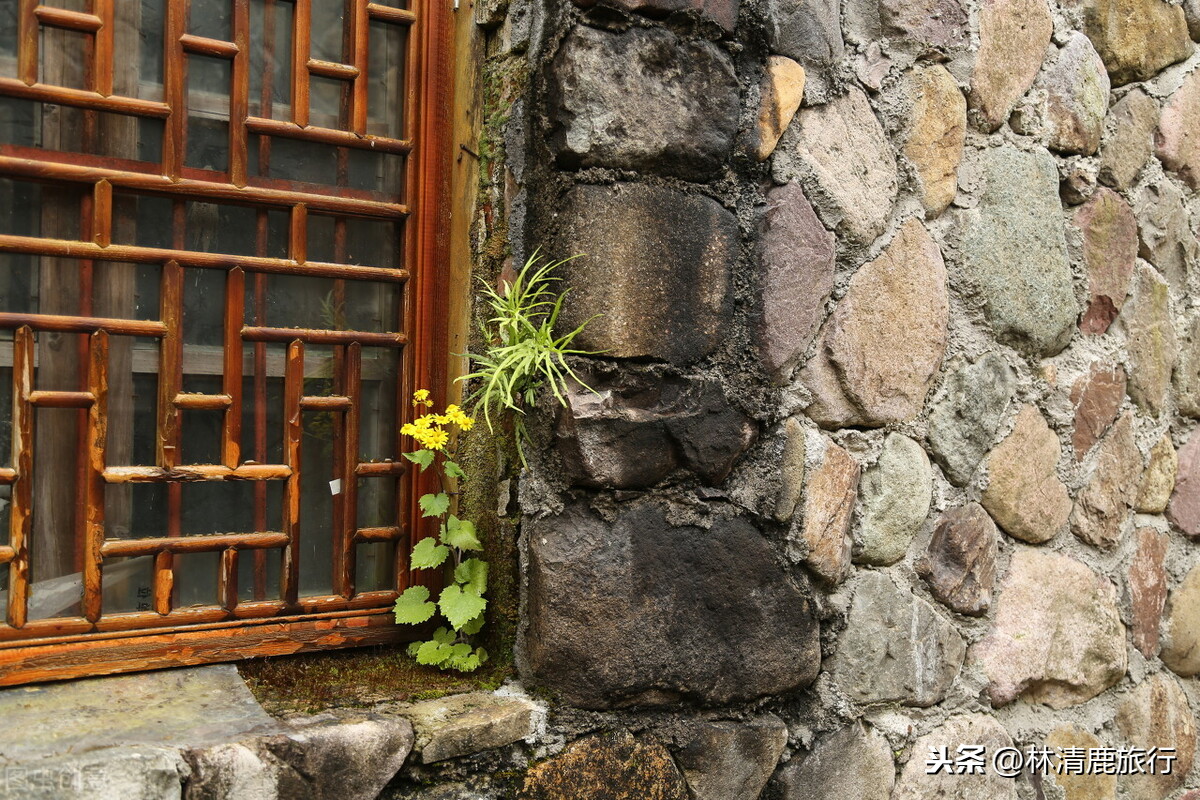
<box><xmin>0</xmin><ymin>0</ymin><xmax>452</xmax><ymax>685</ymax></box>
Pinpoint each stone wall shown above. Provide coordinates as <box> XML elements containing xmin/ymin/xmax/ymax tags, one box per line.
<box><xmin>455</xmin><ymin>0</ymin><xmax>1200</xmax><ymax>797</ymax></box>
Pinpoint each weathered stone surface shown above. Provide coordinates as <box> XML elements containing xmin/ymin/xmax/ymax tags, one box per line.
<box><xmin>974</xmin><ymin>548</ymin><xmax>1126</xmax><ymax>708</ymax></box>
<box><xmin>1098</xmin><ymin>89</ymin><xmax>1160</xmax><ymax>190</ymax></box>
<box><xmin>1121</xmin><ymin>263</ymin><xmax>1177</xmax><ymax>416</ymax></box>
<box><xmin>918</xmin><ymin>502</ymin><xmax>998</xmax><ymax>616</ymax></box>
<box><xmin>774</xmin><ymin>417</ymin><xmax>807</xmax><ymax>522</ymax></box>
<box><xmin>792</xmin><ymin>436</ymin><xmax>859</xmax><ymax>585</ymax></box>
<box><xmin>843</xmin><ymin>0</ymin><xmax>968</xmax><ymax>56</ymax></box>
<box><xmin>759</xmin><ymin>182</ymin><xmax>835</xmax><ymax>382</ymax></box>
<box><xmin>764</xmin><ymin>0</ymin><xmax>843</xmax><ymax>80</ymax></box>
<box><xmin>968</xmin><ymin>0</ymin><xmax>1053</xmax><ymax>131</ymax></box>
<box><xmin>1177</xmin><ymin>311</ymin><xmax>1200</xmax><ymax>417</ymax></box>
<box><xmin>829</xmin><ymin>571</ymin><xmax>965</xmax><ymax>707</ymax></box>
<box><xmin>854</xmin><ymin>433</ymin><xmax>931</xmax><ymax>566</ymax></box>
<box><xmin>1133</xmin><ymin>179</ymin><xmax>1197</xmax><ymax>294</ymax></box>
<box><xmin>927</xmin><ymin>353</ymin><xmax>1016</xmax><ymax>485</ymax></box>
<box><xmin>548</xmin><ymin>27</ymin><xmax>737</xmax><ymax>181</ymax></box>
<box><xmin>902</xmin><ymin>65</ymin><xmax>966</xmax><ymax>216</ymax></box>
<box><xmin>1163</xmin><ymin>564</ymin><xmax>1200</xmax><ymax>675</ymax></box>
<box><xmin>519</xmin><ymin>732</ymin><xmax>689</xmax><ymax>800</ymax></box>
<box><xmin>525</xmin><ymin>503</ymin><xmax>821</xmax><ymax>709</ymax></box>
<box><xmin>1012</xmin><ymin>32</ymin><xmax>1110</xmax><ymax>155</ymax></box>
<box><xmin>790</xmin><ymin>87</ymin><xmax>898</xmax><ymax>244</ymax></box>
<box><xmin>1044</xmin><ymin>727</ymin><xmax>1116</xmax><ymax>800</ymax></box>
<box><xmin>671</xmin><ymin>716</ymin><xmax>787</xmax><ymax>800</ymax></box>
<box><xmin>1071</xmin><ymin>412</ymin><xmax>1140</xmax><ymax>549</ymax></box>
<box><xmin>1134</xmin><ymin>179</ymin><xmax>1198</xmax><ymax>294</ymax></box>
<box><xmin>1157</xmin><ymin>69</ymin><xmax>1200</xmax><ymax>189</ymax></box>
<box><xmin>981</xmin><ymin>405</ymin><xmax>1071</xmax><ymax>544</ymax></box>
<box><xmin>772</xmin><ymin>723</ymin><xmax>895</xmax><ymax>800</ymax></box>
<box><xmin>1080</xmin><ymin>0</ymin><xmax>1193</xmax><ymax>86</ymax></box>
<box><xmin>555</xmin><ymin>183</ymin><xmax>735</xmax><ymax>365</ymax></box>
<box><xmin>571</xmin><ymin>0</ymin><xmax>739</xmax><ymax>31</ymax></box>
<box><xmin>800</xmin><ymin>219</ymin><xmax>948</xmax><ymax>427</ymax></box>
<box><xmin>402</xmin><ymin>693</ymin><xmax>535</xmax><ymax>764</ymax></box>
<box><xmin>0</xmin><ymin>746</ymin><xmax>190</xmax><ymax>800</ymax></box>
<box><xmin>1128</xmin><ymin>527</ymin><xmax>1169</xmax><ymax>659</ymax></box>
<box><xmin>753</xmin><ymin>57</ymin><xmax>805</xmax><ymax>161</ymax></box>
<box><xmin>1135</xmin><ymin>433</ymin><xmax>1177</xmax><ymax>513</ymax></box>
<box><xmin>892</xmin><ymin>715</ymin><xmax>1017</xmax><ymax>800</ymax></box>
<box><xmin>1170</xmin><ymin>431</ymin><xmax>1200</xmax><ymax>538</ymax></box>
<box><xmin>960</xmin><ymin>147</ymin><xmax>1077</xmax><ymax>356</ymax></box>
<box><xmin>555</xmin><ymin>370</ymin><xmax>757</xmax><ymax>489</ymax></box>
<box><xmin>1071</xmin><ymin>188</ymin><xmax>1138</xmax><ymax>334</ymax></box>
<box><xmin>1115</xmin><ymin>673</ymin><xmax>1196</xmax><ymax>800</ymax></box>
<box><xmin>1070</xmin><ymin>363</ymin><xmax>1126</xmax><ymax>459</ymax></box>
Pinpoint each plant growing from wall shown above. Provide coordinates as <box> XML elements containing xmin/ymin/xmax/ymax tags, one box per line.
<box><xmin>392</xmin><ymin>392</ymin><xmax>490</xmax><ymax>672</ymax></box>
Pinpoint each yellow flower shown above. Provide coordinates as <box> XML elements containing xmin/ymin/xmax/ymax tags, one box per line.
<box><xmin>412</xmin><ymin>415</ymin><xmax>433</xmax><ymax>430</ymax></box>
<box><xmin>457</xmin><ymin>415</ymin><xmax>475</xmax><ymax>432</ymax></box>
<box><xmin>420</xmin><ymin>428</ymin><xmax>449</xmax><ymax>450</ymax></box>
<box><xmin>400</xmin><ymin>423</ymin><xmax>418</xmax><ymax>436</ymax></box>
<box><xmin>412</xmin><ymin>389</ymin><xmax>431</xmax><ymax>407</ymax></box>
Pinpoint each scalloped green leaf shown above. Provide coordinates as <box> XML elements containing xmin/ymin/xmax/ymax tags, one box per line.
<box><xmin>454</xmin><ymin>558</ymin><xmax>488</xmax><ymax>595</ymax></box>
<box><xmin>402</xmin><ymin>450</ymin><xmax>435</xmax><ymax>470</ymax></box>
<box><xmin>419</xmin><ymin>492</ymin><xmax>450</xmax><ymax>518</ymax></box>
<box><xmin>460</xmin><ymin>613</ymin><xmax>485</xmax><ymax>636</ymax></box>
<box><xmin>414</xmin><ymin>638</ymin><xmax>453</xmax><ymax>666</ymax></box>
<box><xmin>439</xmin><ymin>584</ymin><xmax>487</xmax><ymax>630</ymax></box>
<box><xmin>393</xmin><ymin>585</ymin><xmax>436</xmax><ymax>625</ymax></box>
<box><xmin>443</xmin><ymin>515</ymin><xmax>482</xmax><ymax>551</ymax></box>
<box><xmin>443</xmin><ymin>460</ymin><xmax>466</xmax><ymax>480</ymax></box>
<box><xmin>410</xmin><ymin>536</ymin><xmax>450</xmax><ymax>570</ymax></box>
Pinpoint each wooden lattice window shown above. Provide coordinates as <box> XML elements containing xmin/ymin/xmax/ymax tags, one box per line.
<box><xmin>0</xmin><ymin>0</ymin><xmax>452</xmax><ymax>685</ymax></box>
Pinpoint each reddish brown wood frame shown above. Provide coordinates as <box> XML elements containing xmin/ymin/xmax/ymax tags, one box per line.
<box><xmin>0</xmin><ymin>0</ymin><xmax>454</xmax><ymax>686</ymax></box>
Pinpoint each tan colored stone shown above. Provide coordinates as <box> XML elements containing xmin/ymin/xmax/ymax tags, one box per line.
<box><xmin>1162</xmin><ymin>563</ymin><xmax>1200</xmax><ymax>676</ymax></box>
<box><xmin>1170</xmin><ymin>431</ymin><xmax>1200</xmax><ymax>538</ymax></box>
<box><xmin>774</xmin><ymin>417</ymin><xmax>806</xmax><ymax>522</ymax></box>
<box><xmin>1072</xmin><ymin>189</ymin><xmax>1138</xmax><ymax>335</ymax></box>
<box><xmin>974</xmin><ymin>548</ymin><xmax>1127</xmax><ymax>708</ymax></box>
<box><xmin>1133</xmin><ymin>178</ymin><xmax>1196</xmax><ymax>294</ymax></box>
<box><xmin>903</xmin><ymin>65</ymin><xmax>966</xmax><ymax>215</ymax></box>
<box><xmin>1012</xmin><ymin>31</ymin><xmax>1110</xmax><ymax>155</ymax></box>
<box><xmin>1135</xmin><ymin>434</ymin><xmax>1177</xmax><ymax>513</ymax></box>
<box><xmin>1098</xmin><ymin>89</ymin><xmax>1160</xmax><ymax>190</ymax></box>
<box><xmin>1070</xmin><ymin>362</ymin><xmax>1126</xmax><ymax>459</ymax></box>
<box><xmin>753</xmin><ymin>57</ymin><xmax>805</xmax><ymax>161</ymax></box>
<box><xmin>1177</xmin><ymin>311</ymin><xmax>1200</xmax><ymax>418</ymax></box>
<box><xmin>969</xmin><ymin>0</ymin><xmax>1053</xmax><ymax>131</ymax></box>
<box><xmin>1115</xmin><ymin>673</ymin><xmax>1196</xmax><ymax>800</ymax></box>
<box><xmin>1081</xmin><ymin>0</ymin><xmax>1193</xmax><ymax>86</ymax></box>
<box><xmin>801</xmin><ymin>219</ymin><xmax>949</xmax><ymax>427</ymax></box>
<box><xmin>892</xmin><ymin>715</ymin><xmax>1017</xmax><ymax>800</ymax></box>
<box><xmin>1071</xmin><ymin>412</ymin><xmax>1141</xmax><ymax>549</ymax></box>
<box><xmin>1156</xmin><ymin>65</ymin><xmax>1200</xmax><ymax>189</ymax></box>
<box><xmin>520</xmin><ymin>731</ymin><xmax>689</xmax><ymax>800</ymax></box>
<box><xmin>792</xmin><ymin>436</ymin><xmax>859</xmax><ymax>586</ymax></box>
<box><xmin>1122</xmin><ymin>263</ymin><xmax>1177</xmax><ymax>417</ymax></box>
<box><xmin>1128</xmin><ymin>527</ymin><xmax>1169</xmax><ymax>658</ymax></box>
<box><xmin>1045</xmin><ymin>726</ymin><xmax>1116</xmax><ymax>800</ymax></box>
<box><xmin>403</xmin><ymin>692</ymin><xmax>536</xmax><ymax>764</ymax></box>
<box><xmin>981</xmin><ymin>405</ymin><xmax>1071</xmax><ymax>544</ymax></box>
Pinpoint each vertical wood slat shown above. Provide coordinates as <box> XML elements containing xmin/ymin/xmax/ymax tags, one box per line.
<box><xmin>17</xmin><ymin>0</ymin><xmax>38</xmax><ymax>85</ymax></box>
<box><xmin>222</xmin><ymin>267</ymin><xmax>245</xmax><ymax>469</ymax></box>
<box><xmin>335</xmin><ymin>343</ymin><xmax>360</xmax><ymax>598</ymax></box>
<box><xmin>82</xmin><ymin>330</ymin><xmax>107</xmax><ymax>622</ymax></box>
<box><xmin>280</xmin><ymin>339</ymin><xmax>303</xmax><ymax>605</ymax></box>
<box><xmin>218</xmin><ymin>547</ymin><xmax>238</xmax><ymax>611</ymax></box>
<box><xmin>92</xmin><ymin>0</ymin><xmax>115</xmax><ymax>96</ymax></box>
<box><xmin>153</xmin><ymin>550</ymin><xmax>174</xmax><ymax>615</ymax></box>
<box><xmin>290</xmin><ymin>204</ymin><xmax>307</xmax><ymax>264</ymax></box>
<box><xmin>7</xmin><ymin>328</ymin><xmax>34</xmax><ymax>628</ymax></box>
<box><xmin>157</xmin><ymin>261</ymin><xmax>183</xmax><ymax>469</ymax></box>
<box><xmin>349</xmin><ymin>0</ymin><xmax>369</xmax><ymax>135</ymax></box>
<box><xmin>252</xmin><ymin>217</ymin><xmax>269</xmax><ymax>600</ymax></box>
<box><xmin>162</xmin><ymin>0</ymin><xmax>189</xmax><ymax>178</ymax></box>
<box><xmin>92</xmin><ymin>179</ymin><xmax>112</xmax><ymax>248</ymax></box>
<box><xmin>291</xmin><ymin>0</ymin><xmax>312</xmax><ymax>128</ymax></box>
<box><xmin>229</xmin><ymin>0</ymin><xmax>251</xmax><ymax>186</ymax></box>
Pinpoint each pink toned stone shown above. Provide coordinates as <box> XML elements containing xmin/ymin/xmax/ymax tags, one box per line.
<box><xmin>1116</xmin><ymin>673</ymin><xmax>1196</xmax><ymax>800</ymax></box>
<box><xmin>981</xmin><ymin>405</ymin><xmax>1072</xmax><ymax>544</ymax></box>
<box><xmin>1071</xmin><ymin>189</ymin><xmax>1138</xmax><ymax>334</ymax></box>
<box><xmin>1156</xmin><ymin>67</ymin><xmax>1200</xmax><ymax>189</ymax></box>
<box><xmin>1162</xmin><ymin>562</ymin><xmax>1200</xmax><ymax>676</ymax></box>
<box><xmin>917</xmin><ymin>503</ymin><xmax>998</xmax><ymax>616</ymax></box>
<box><xmin>1070</xmin><ymin>412</ymin><xmax>1141</xmax><ymax>549</ymax></box>
<box><xmin>1122</xmin><ymin>263</ymin><xmax>1177</xmax><ymax>417</ymax></box>
<box><xmin>1069</xmin><ymin>363</ymin><xmax>1126</xmax><ymax>459</ymax></box>
<box><xmin>1128</xmin><ymin>527</ymin><xmax>1169</xmax><ymax>658</ymax></box>
<box><xmin>1168</xmin><ymin>430</ymin><xmax>1200</xmax><ymax>538</ymax></box>
<box><xmin>892</xmin><ymin>716</ymin><xmax>1017</xmax><ymax>800</ymax></box>
<box><xmin>974</xmin><ymin>548</ymin><xmax>1126</xmax><ymax>708</ymax></box>
<box><xmin>793</xmin><ymin>437</ymin><xmax>859</xmax><ymax>586</ymax></box>
<box><xmin>969</xmin><ymin>0</ymin><xmax>1053</xmax><ymax>131</ymax></box>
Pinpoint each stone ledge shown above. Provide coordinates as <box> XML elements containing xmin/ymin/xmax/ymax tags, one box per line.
<box><xmin>389</xmin><ymin>691</ymin><xmax>540</xmax><ymax>765</ymax></box>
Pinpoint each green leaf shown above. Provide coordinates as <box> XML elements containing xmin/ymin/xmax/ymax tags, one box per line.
<box><xmin>439</xmin><ymin>584</ymin><xmax>487</xmax><ymax>630</ymax></box>
<box><xmin>419</xmin><ymin>492</ymin><xmax>450</xmax><ymax>518</ymax></box>
<box><xmin>459</xmin><ymin>613</ymin><xmax>485</xmax><ymax>636</ymax></box>
<box><xmin>410</xmin><ymin>536</ymin><xmax>450</xmax><ymax>570</ymax></box>
<box><xmin>443</xmin><ymin>460</ymin><xmax>466</xmax><ymax>480</ymax></box>
<box><xmin>402</xmin><ymin>449</ymin><xmax>435</xmax><ymax>471</ymax></box>
<box><xmin>449</xmin><ymin>646</ymin><xmax>488</xmax><ymax>672</ymax></box>
<box><xmin>443</xmin><ymin>515</ymin><xmax>483</xmax><ymax>551</ymax></box>
<box><xmin>455</xmin><ymin>558</ymin><xmax>488</xmax><ymax>595</ymax></box>
<box><xmin>414</xmin><ymin>638</ymin><xmax>453</xmax><ymax>666</ymax></box>
<box><xmin>431</xmin><ymin>626</ymin><xmax>456</xmax><ymax>645</ymax></box>
<box><xmin>393</xmin><ymin>585</ymin><xmax>436</xmax><ymax>625</ymax></box>
<box><xmin>407</xmin><ymin>641</ymin><xmax>422</xmax><ymax>658</ymax></box>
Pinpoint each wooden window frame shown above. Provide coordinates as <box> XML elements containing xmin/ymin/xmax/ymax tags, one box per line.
<box><xmin>0</xmin><ymin>0</ymin><xmax>454</xmax><ymax>686</ymax></box>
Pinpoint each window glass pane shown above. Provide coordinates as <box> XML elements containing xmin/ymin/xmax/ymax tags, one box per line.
<box><xmin>356</xmin><ymin>541</ymin><xmax>395</xmax><ymax>593</ymax></box>
<box><xmin>310</xmin><ymin>75</ymin><xmax>348</xmax><ymax>129</ymax></box>
<box><xmin>125</xmin><ymin>0</ymin><xmax>166</xmax><ymax>101</ymax></box>
<box><xmin>190</xmin><ymin>0</ymin><xmax>233</xmax><ymax>42</ymax></box>
<box><xmin>358</xmin><ymin>347</ymin><xmax>399</xmax><ymax>460</ymax></box>
<box><xmin>175</xmin><ymin>551</ymin><xmax>220</xmax><ymax>607</ymax></box>
<box><xmin>367</xmin><ymin>20</ymin><xmax>406</xmax><ymax>139</ymax></box>
<box><xmin>357</xmin><ymin>478</ymin><xmax>396</xmax><ymax>528</ymax></box>
<box><xmin>186</xmin><ymin>55</ymin><xmax>231</xmax><ymax>173</ymax></box>
<box><xmin>238</xmin><ymin>545</ymin><xmax>283</xmax><ymax>601</ymax></box>
<box><xmin>102</xmin><ymin>556</ymin><xmax>155</xmax><ymax>614</ymax></box>
<box><xmin>249</xmin><ymin>0</ymin><xmax>294</xmax><ymax>121</ymax></box>
<box><xmin>105</xmin><ymin>338</ymin><xmax>160</xmax><ymax>469</ymax></box>
<box><xmin>40</xmin><ymin>28</ymin><xmax>89</xmax><ymax>90</ymax></box>
<box><xmin>29</xmin><ymin>407</ymin><xmax>81</xmax><ymax>620</ymax></box>
<box><xmin>106</xmin><ymin>483</ymin><xmax>167</xmax><ymax>539</ymax></box>
<box><xmin>0</xmin><ymin>0</ymin><xmax>17</xmax><ymax>73</ymax></box>
<box><xmin>310</xmin><ymin>0</ymin><xmax>347</xmax><ymax>63</ymax></box>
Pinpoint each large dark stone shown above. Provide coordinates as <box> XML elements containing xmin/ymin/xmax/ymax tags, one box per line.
<box><xmin>571</xmin><ymin>0</ymin><xmax>739</xmax><ymax>32</ymax></box>
<box><xmin>764</xmin><ymin>0</ymin><xmax>844</xmax><ymax>77</ymax></box>
<box><xmin>547</xmin><ymin>26</ymin><xmax>738</xmax><ymax>181</ymax></box>
<box><xmin>524</xmin><ymin>503</ymin><xmax>821</xmax><ymax>709</ymax></box>
<box><xmin>519</xmin><ymin>732</ymin><xmax>689</xmax><ymax>800</ymax></box>
<box><xmin>555</xmin><ymin>370</ymin><xmax>757</xmax><ymax>488</ymax></box>
<box><xmin>554</xmin><ymin>183</ymin><xmax>737</xmax><ymax>366</ymax></box>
